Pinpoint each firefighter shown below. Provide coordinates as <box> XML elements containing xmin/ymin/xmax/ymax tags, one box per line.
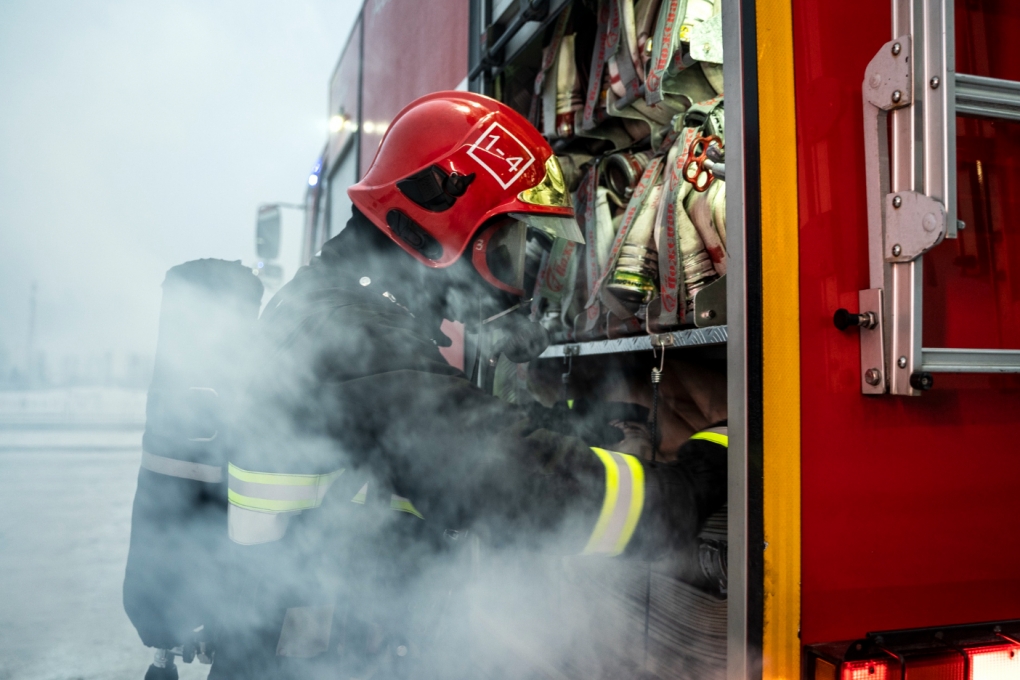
<box><xmin>208</xmin><ymin>91</ymin><xmax>727</xmax><ymax>679</ymax></box>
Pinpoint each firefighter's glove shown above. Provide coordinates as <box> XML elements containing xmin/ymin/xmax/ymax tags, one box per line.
<box><xmin>486</xmin><ymin>312</ymin><xmax>550</xmax><ymax>363</ymax></box>
<box><xmin>522</xmin><ymin>401</ymin><xmax>633</xmax><ymax>449</ymax></box>
<box><xmin>633</xmin><ymin>447</ymin><xmax>727</xmax><ymax>559</ymax></box>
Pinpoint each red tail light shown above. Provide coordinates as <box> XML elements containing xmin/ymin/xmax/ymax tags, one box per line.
<box><xmin>808</xmin><ymin>622</ymin><xmax>1020</xmax><ymax>680</ymax></box>
<box><xmin>968</xmin><ymin>644</ymin><xmax>1020</xmax><ymax>680</ymax></box>
<box><xmin>905</xmin><ymin>655</ymin><xmax>965</xmax><ymax>680</ymax></box>
<box><xmin>843</xmin><ymin>660</ymin><xmax>892</xmax><ymax>680</ymax></box>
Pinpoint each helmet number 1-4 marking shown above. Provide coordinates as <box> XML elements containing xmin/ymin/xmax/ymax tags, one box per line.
<box><xmin>468</xmin><ymin>122</ymin><xmax>536</xmax><ymax>190</ymax></box>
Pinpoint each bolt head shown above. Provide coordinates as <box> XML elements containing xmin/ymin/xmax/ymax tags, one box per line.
<box><xmin>865</xmin><ymin>368</ymin><xmax>882</xmax><ymax>386</ymax></box>
<box><xmin>892</xmin><ymin>195</ymin><xmax>902</xmax><ymax>208</ymax></box>
<box><xmin>892</xmin><ymin>244</ymin><xmax>902</xmax><ymax>257</ymax></box>
<box><xmin>359</xmin><ymin>276</ymin><xmax>371</xmax><ymax>287</ymax></box>
<box><xmin>892</xmin><ymin>42</ymin><xmax>902</xmax><ymax>56</ymax></box>
<box><xmin>930</xmin><ymin>75</ymin><xmax>941</xmax><ymax>89</ymax></box>
<box><xmin>892</xmin><ymin>90</ymin><xmax>902</xmax><ymax>103</ymax></box>
<box><xmin>898</xmin><ymin>356</ymin><xmax>908</xmax><ymax>369</ymax></box>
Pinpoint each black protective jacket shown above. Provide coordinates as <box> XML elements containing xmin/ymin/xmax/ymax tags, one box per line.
<box><xmin>209</xmin><ymin>212</ymin><xmax>726</xmax><ymax>679</ymax></box>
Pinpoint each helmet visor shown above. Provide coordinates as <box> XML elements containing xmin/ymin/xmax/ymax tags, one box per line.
<box><xmin>485</xmin><ymin>219</ymin><xmax>528</xmax><ymax>292</ymax></box>
<box><xmin>473</xmin><ymin>218</ymin><xmax>563</xmax><ymax>296</ymax></box>
<box><xmin>508</xmin><ymin>213</ymin><xmax>585</xmax><ymax>244</ymax></box>
<box><xmin>472</xmin><ymin>219</ymin><xmax>528</xmax><ymax>295</ymax></box>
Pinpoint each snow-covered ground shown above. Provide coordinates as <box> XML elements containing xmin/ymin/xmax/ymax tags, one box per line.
<box><xmin>0</xmin><ymin>390</ymin><xmax>208</xmax><ymax>680</ymax></box>
<box><xmin>0</xmin><ymin>388</ymin><xmax>147</xmax><ymax>429</ymax></box>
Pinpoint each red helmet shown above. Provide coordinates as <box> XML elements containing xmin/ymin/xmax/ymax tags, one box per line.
<box><xmin>348</xmin><ymin>91</ymin><xmax>582</xmax><ymax>296</ymax></box>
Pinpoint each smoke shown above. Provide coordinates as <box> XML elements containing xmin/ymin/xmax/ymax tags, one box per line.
<box><xmin>0</xmin><ymin>3</ymin><xmax>729</xmax><ymax>676</ymax></box>
<box><xmin>119</xmin><ymin>216</ymin><xmax>728</xmax><ymax>680</ymax></box>
<box><xmin>0</xmin><ymin>2</ymin><xmax>358</xmax><ymax>678</ymax></box>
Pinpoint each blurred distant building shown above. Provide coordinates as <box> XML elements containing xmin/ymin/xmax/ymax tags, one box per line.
<box><xmin>0</xmin><ymin>347</ymin><xmax>152</xmax><ymax>391</ymax></box>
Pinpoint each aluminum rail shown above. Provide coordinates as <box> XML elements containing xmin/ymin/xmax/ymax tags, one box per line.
<box><xmin>921</xmin><ymin>347</ymin><xmax>1020</xmax><ymax>373</ymax></box>
<box><xmin>537</xmin><ymin>325</ymin><xmax>728</xmax><ymax>359</ymax></box>
<box><xmin>955</xmin><ymin>73</ymin><xmax>1020</xmax><ymax>122</ymax></box>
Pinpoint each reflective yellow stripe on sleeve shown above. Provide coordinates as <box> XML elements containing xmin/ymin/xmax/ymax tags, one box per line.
<box><xmin>582</xmin><ymin>448</ymin><xmax>645</xmax><ymax>556</ymax></box>
<box><xmin>689</xmin><ymin>430</ymin><xmax>729</xmax><ymax>447</ymax></box>
<box><xmin>227</xmin><ymin>463</ymin><xmax>345</xmax><ymax>545</ymax></box>
<box><xmin>390</xmin><ymin>495</ymin><xmax>424</xmax><ymax>519</ymax></box>
<box><xmin>351</xmin><ymin>483</ymin><xmax>368</xmax><ymax>505</ymax></box>
<box><xmin>349</xmin><ymin>483</ymin><xmax>423</xmax><ymax>519</ymax></box>
<box><xmin>227</xmin><ymin>463</ymin><xmax>344</xmax><ymax>513</ymax></box>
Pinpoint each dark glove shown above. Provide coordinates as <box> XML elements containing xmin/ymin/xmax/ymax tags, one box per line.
<box><xmin>523</xmin><ymin>400</ymin><xmax>649</xmax><ymax>449</ymax></box>
<box><xmin>487</xmin><ymin>313</ymin><xmax>550</xmax><ymax>363</ymax></box>
<box><xmin>628</xmin><ymin>435</ymin><xmax>727</xmax><ymax>560</ymax></box>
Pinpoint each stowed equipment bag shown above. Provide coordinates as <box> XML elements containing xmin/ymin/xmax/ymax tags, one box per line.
<box><xmin>124</xmin><ymin>259</ymin><xmax>262</xmax><ymax>651</ymax></box>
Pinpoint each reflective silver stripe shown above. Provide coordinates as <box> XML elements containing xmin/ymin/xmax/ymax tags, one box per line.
<box><xmin>600</xmin><ymin>451</ymin><xmax>633</xmax><ymax>553</ymax></box>
<box><xmin>227</xmin><ymin>464</ymin><xmax>343</xmax><ymax>513</ymax></box>
<box><xmin>276</xmin><ymin>605</ymin><xmax>334</xmax><ymax>658</ymax></box>
<box><xmin>228</xmin><ymin>504</ymin><xmax>297</xmax><ymax>545</ymax></box>
<box><xmin>582</xmin><ymin>448</ymin><xmax>645</xmax><ymax>556</ymax></box>
<box><xmin>227</xmin><ymin>465</ymin><xmax>343</xmax><ymax>544</ymax></box>
<box><xmin>229</xmin><ymin>476</ymin><xmax>333</xmax><ymax>503</ymax></box>
<box><xmin>141</xmin><ymin>450</ymin><xmax>222</xmax><ymax>483</ymax></box>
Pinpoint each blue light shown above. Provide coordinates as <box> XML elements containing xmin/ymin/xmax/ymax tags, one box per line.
<box><xmin>257</xmin><ymin>261</ymin><xmax>264</xmax><ymax>269</ymax></box>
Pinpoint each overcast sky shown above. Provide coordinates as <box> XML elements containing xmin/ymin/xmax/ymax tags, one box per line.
<box><xmin>0</xmin><ymin>0</ymin><xmax>358</xmax><ymax>372</ymax></box>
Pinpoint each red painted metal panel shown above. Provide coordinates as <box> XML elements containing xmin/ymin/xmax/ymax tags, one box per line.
<box><xmin>359</xmin><ymin>0</ymin><xmax>468</xmax><ymax>179</ymax></box>
<box><xmin>326</xmin><ymin>16</ymin><xmax>361</xmax><ymax>169</ymax></box>
<box><xmin>793</xmin><ymin>0</ymin><xmax>1020</xmax><ymax>645</ymax></box>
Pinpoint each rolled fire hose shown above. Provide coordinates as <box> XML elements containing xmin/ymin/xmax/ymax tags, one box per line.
<box><xmin>708</xmin><ymin>179</ymin><xmax>726</xmax><ymax>249</ymax></box>
<box><xmin>607</xmin><ymin>182</ymin><xmax>664</xmax><ymax>306</ymax></box>
<box><xmin>635</xmin><ymin>0</ymin><xmax>663</xmax><ymax>74</ymax></box>
<box><xmin>686</xmin><ymin>188</ymin><xmax>726</xmax><ymax>276</ymax></box>
<box><xmin>601</xmin><ymin>151</ymin><xmax>651</xmax><ymax>206</ymax></box>
<box><xmin>554</xmin><ymin>34</ymin><xmax>582</xmax><ymax>138</ymax></box>
<box><xmin>674</xmin><ymin>179</ymin><xmax>718</xmax><ymax>305</ymax></box>
<box><xmin>594</xmin><ymin>186</ymin><xmax>617</xmax><ymax>270</ymax></box>
<box><xmin>607</xmin><ymin>0</ymin><xmax>643</xmax><ymax>98</ymax></box>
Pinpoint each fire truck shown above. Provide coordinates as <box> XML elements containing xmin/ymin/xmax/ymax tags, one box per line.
<box><xmin>253</xmin><ymin>0</ymin><xmax>1020</xmax><ymax>677</ymax></box>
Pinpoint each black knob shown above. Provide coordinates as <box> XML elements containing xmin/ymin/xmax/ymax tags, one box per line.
<box><xmin>833</xmin><ymin>308</ymin><xmax>859</xmax><ymax>331</ymax></box>
<box><xmin>909</xmin><ymin>372</ymin><xmax>934</xmax><ymax>391</ymax></box>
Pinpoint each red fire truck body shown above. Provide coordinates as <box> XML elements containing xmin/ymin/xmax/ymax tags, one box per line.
<box><xmin>279</xmin><ymin>0</ymin><xmax>1020</xmax><ymax>677</ymax></box>
<box><xmin>796</xmin><ymin>0</ymin><xmax>1020</xmax><ymax>647</ymax></box>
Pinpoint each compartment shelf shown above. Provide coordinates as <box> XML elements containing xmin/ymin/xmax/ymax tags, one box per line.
<box><xmin>537</xmin><ymin>325</ymin><xmax>728</xmax><ymax>359</ymax></box>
